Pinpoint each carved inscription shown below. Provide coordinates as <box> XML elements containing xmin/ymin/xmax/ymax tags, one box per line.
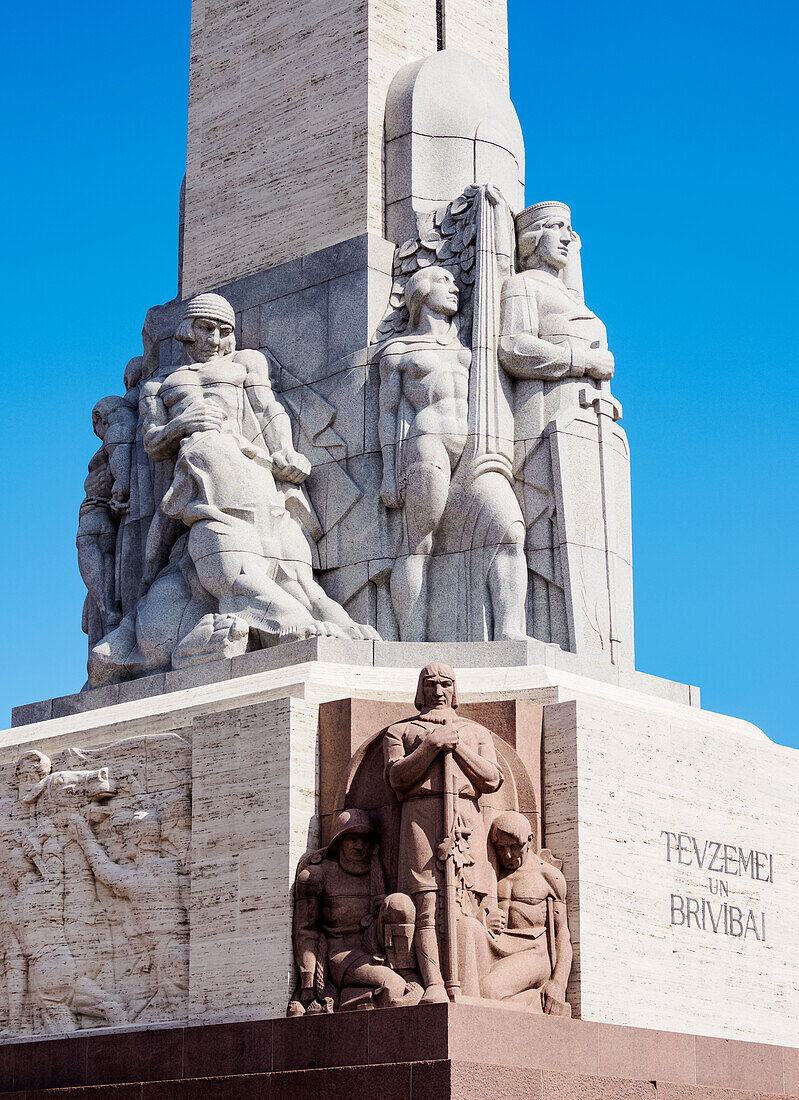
<box><xmin>660</xmin><ymin>830</ymin><xmax>773</xmax><ymax>944</ymax></box>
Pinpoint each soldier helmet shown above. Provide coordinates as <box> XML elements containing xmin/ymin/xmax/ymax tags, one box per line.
<box><xmin>325</xmin><ymin>808</ymin><xmax>377</xmax><ymax>857</ymax></box>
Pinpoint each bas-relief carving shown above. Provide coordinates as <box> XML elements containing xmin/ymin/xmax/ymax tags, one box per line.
<box><xmin>288</xmin><ymin>664</ymin><xmax>573</xmax><ymax>1014</ymax></box>
<box><xmin>84</xmin><ymin>293</ymin><xmax>379</xmax><ymax>686</ymax></box>
<box><xmin>0</xmin><ymin>737</ymin><xmax>190</xmax><ymax>1037</ymax></box>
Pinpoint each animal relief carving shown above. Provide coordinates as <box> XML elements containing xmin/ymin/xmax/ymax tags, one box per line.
<box><xmin>0</xmin><ymin>736</ymin><xmax>191</xmax><ymax>1037</ymax></box>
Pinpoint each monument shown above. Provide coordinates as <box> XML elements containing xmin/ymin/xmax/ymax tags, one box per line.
<box><xmin>0</xmin><ymin>1</ymin><xmax>796</xmax><ymax>1097</ymax></box>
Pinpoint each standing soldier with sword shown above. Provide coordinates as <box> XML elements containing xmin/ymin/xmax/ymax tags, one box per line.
<box><xmin>383</xmin><ymin>664</ymin><xmax>504</xmax><ymax>1002</ymax></box>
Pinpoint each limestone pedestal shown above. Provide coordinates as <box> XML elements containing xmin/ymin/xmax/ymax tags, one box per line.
<box><xmin>4</xmin><ymin>641</ymin><xmax>798</xmax><ymax>1049</ymax></box>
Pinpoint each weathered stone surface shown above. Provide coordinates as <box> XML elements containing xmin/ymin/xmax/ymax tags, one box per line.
<box><xmin>182</xmin><ymin>1</ymin><xmax>509</xmax><ymax>295</ymax></box>
<box><xmin>385</xmin><ymin>50</ymin><xmax>524</xmax><ymax>243</ymax></box>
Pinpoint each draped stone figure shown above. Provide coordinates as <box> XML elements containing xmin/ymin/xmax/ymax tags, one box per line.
<box><xmin>89</xmin><ymin>293</ymin><xmax>379</xmax><ymax>683</ymax></box>
<box><xmin>499</xmin><ymin>201</ymin><xmax>634</xmax><ymax>666</ymax></box>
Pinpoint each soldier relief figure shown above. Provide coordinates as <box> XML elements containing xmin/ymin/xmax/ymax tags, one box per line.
<box><xmin>0</xmin><ymin>739</ymin><xmax>191</xmax><ymax>1036</ymax></box>
<box><xmin>288</xmin><ymin>665</ymin><xmax>573</xmax><ymax>1015</ymax></box>
<box><xmin>288</xmin><ymin>809</ymin><xmax>423</xmax><ymax>1014</ymax></box>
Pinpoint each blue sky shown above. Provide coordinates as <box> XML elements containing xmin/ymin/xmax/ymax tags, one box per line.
<box><xmin>2</xmin><ymin>1</ymin><xmax>796</xmax><ymax>747</ymax></box>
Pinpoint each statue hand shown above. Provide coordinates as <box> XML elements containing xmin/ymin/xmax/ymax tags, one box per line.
<box><xmin>485</xmin><ymin>907</ymin><xmax>507</xmax><ymax>934</ymax></box>
<box><xmin>178</xmin><ymin>405</ymin><xmax>226</xmax><ymax>435</ymax></box>
<box><xmin>541</xmin><ymin>978</ymin><xmax>567</xmax><ymax>1013</ymax></box>
<box><xmin>427</xmin><ymin>726</ymin><xmax>459</xmax><ymax>752</ymax></box>
<box><xmin>586</xmin><ymin>349</ymin><xmax>614</xmax><ymax>380</ymax></box>
<box><xmin>380</xmin><ymin>482</ymin><xmax>401</xmax><ymax>509</ymax></box>
<box><xmin>272</xmin><ymin>449</ymin><xmax>310</xmax><ymax>484</ymax></box>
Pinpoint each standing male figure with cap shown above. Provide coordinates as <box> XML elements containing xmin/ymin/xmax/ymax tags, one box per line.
<box><xmin>383</xmin><ymin>663</ymin><xmax>504</xmax><ymax>1003</ymax></box>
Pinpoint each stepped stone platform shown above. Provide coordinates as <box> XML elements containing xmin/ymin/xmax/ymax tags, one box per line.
<box><xmin>0</xmin><ymin>1006</ymin><xmax>796</xmax><ymax>1100</ymax></box>
<box><xmin>10</xmin><ymin>638</ymin><xmax>699</xmax><ymax>728</ymax></box>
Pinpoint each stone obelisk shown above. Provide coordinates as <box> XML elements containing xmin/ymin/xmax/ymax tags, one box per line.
<box><xmin>1</xmin><ymin>1</ymin><xmax>798</xmax><ymax>1096</ymax></box>
<box><xmin>182</xmin><ymin>0</ymin><xmax>510</xmax><ymax>294</ymax></box>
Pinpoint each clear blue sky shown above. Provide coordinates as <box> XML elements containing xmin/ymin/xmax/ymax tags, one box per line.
<box><xmin>2</xmin><ymin>1</ymin><xmax>796</xmax><ymax>747</ymax></box>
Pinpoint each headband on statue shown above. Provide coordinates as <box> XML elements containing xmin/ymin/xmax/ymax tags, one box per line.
<box><xmin>515</xmin><ymin>201</ymin><xmax>572</xmax><ymax>236</ymax></box>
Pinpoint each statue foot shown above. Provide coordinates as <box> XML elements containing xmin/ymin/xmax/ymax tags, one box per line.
<box><xmin>420</xmin><ymin>982</ymin><xmax>449</xmax><ymax>1004</ymax></box>
<box><xmin>278</xmin><ymin>622</ymin><xmax>330</xmax><ymax>643</ymax></box>
<box><xmin>351</xmin><ymin>623</ymin><xmax>382</xmax><ymax>641</ymax></box>
<box><xmin>494</xmin><ymin>630</ymin><xmax>534</xmax><ymax>642</ymax></box>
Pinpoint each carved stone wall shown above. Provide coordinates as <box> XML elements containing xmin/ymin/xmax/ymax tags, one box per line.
<box><xmin>0</xmin><ymin>735</ymin><xmax>190</xmax><ymax>1037</ymax></box>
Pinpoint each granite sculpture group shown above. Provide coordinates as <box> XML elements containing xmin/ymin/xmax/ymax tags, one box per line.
<box><xmin>288</xmin><ymin>664</ymin><xmax>572</xmax><ymax>1016</ymax></box>
<box><xmin>79</xmin><ymin>194</ymin><xmax>630</xmax><ymax>682</ymax></box>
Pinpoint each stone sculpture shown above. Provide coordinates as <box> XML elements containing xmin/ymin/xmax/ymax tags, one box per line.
<box><xmin>88</xmin><ymin>293</ymin><xmax>379</xmax><ymax>684</ymax></box>
<box><xmin>0</xmin><ymin>736</ymin><xmax>191</xmax><ymax>1037</ymax></box>
<box><xmin>383</xmin><ymin>663</ymin><xmax>504</xmax><ymax>1002</ymax></box>
<box><xmin>1</xmin><ymin>838</ymin><xmax>127</xmax><ymax>1034</ymax></box>
<box><xmin>378</xmin><ymin>265</ymin><xmax>528</xmax><ymax>641</ymax></box>
<box><xmin>77</xmin><ymin>394</ymin><xmax>138</xmax><ymax>647</ymax></box>
<box><xmin>288</xmin><ymin>809</ymin><xmax>423</xmax><ymax>1015</ymax></box>
<box><xmin>479</xmin><ymin>810</ymin><xmax>572</xmax><ymax>1013</ymax></box>
<box><xmin>499</xmin><ymin>200</ymin><xmax>634</xmax><ymax>665</ymax></box>
<box><xmin>295</xmin><ymin>663</ymin><xmax>574</xmax><ymax>1013</ymax></box>
<box><xmin>369</xmin><ymin>188</ymin><xmax>633</xmax><ymax>660</ymax></box>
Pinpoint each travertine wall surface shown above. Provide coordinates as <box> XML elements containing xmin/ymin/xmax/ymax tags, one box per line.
<box><xmin>4</xmin><ymin>655</ymin><xmax>794</xmax><ymax>1044</ymax></box>
<box><xmin>182</xmin><ymin>0</ymin><xmax>509</xmax><ymax>295</ymax></box>
<box><xmin>543</xmin><ymin>694</ymin><xmax>799</xmax><ymax>1047</ymax></box>
<box><xmin>440</xmin><ymin>0</ymin><xmax>509</xmax><ymax>90</ymax></box>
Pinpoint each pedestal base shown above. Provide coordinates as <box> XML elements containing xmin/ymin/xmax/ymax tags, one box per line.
<box><xmin>0</xmin><ymin>1006</ymin><xmax>796</xmax><ymax>1099</ymax></box>
<box><xmin>2</xmin><ymin>645</ymin><xmax>796</xmax><ymax>1047</ymax></box>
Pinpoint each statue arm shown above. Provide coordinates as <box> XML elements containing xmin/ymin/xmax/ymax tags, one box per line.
<box><xmin>241</xmin><ymin>351</ymin><xmax>310</xmax><ymax>483</ymax></box>
<box><xmin>294</xmin><ymin>865</ymin><xmax>324</xmax><ymax>990</ymax></box>
<box><xmin>543</xmin><ymin>870</ymin><xmax>572</xmax><ymax>1010</ymax></box>
<box><xmin>383</xmin><ymin>725</ymin><xmax>441</xmax><ymax>796</ymax></box>
<box><xmin>67</xmin><ymin>814</ymin><xmax>131</xmax><ymax>896</ymax></box>
<box><xmin>542</xmin><ymin>899</ymin><xmax>573</xmax><ymax>1011</ymax></box>
<box><xmin>377</xmin><ymin>352</ymin><xmax>403</xmax><ymax>508</ymax></box>
<box><xmin>452</xmin><ymin>730</ymin><xmax>503</xmax><ymax>795</ymax></box>
<box><xmin>498</xmin><ymin>280</ymin><xmax>576</xmax><ymax>380</ymax></box>
<box><xmin>140</xmin><ymin>383</ymin><xmax>183</xmax><ymax>461</ymax></box>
